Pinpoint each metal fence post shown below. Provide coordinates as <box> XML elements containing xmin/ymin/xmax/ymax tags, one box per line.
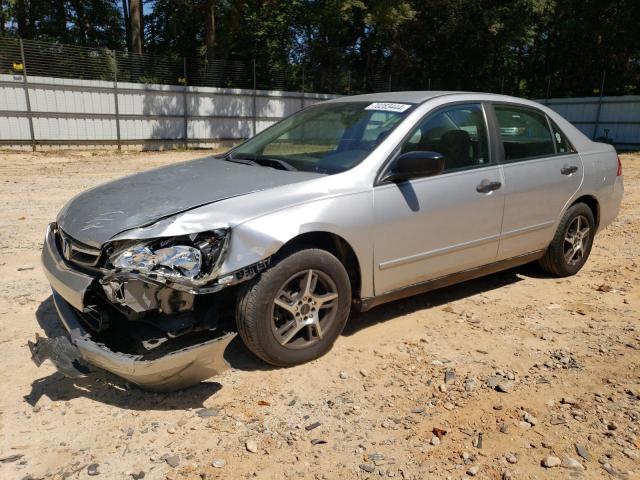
<box><xmin>252</xmin><ymin>59</ymin><xmax>257</xmax><ymax>136</ymax></box>
<box><xmin>545</xmin><ymin>77</ymin><xmax>551</xmax><ymax>100</ymax></box>
<box><xmin>592</xmin><ymin>71</ymin><xmax>606</xmax><ymax>140</ymax></box>
<box><xmin>300</xmin><ymin>64</ymin><xmax>305</xmax><ymax>110</ymax></box>
<box><xmin>183</xmin><ymin>57</ymin><xmax>188</xmax><ymax>148</ymax></box>
<box><xmin>19</xmin><ymin>39</ymin><xmax>36</xmax><ymax>152</ymax></box>
<box><xmin>112</xmin><ymin>50</ymin><xmax>122</xmax><ymax>150</ymax></box>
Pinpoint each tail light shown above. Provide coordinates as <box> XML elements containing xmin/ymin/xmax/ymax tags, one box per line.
<box><xmin>617</xmin><ymin>155</ymin><xmax>622</xmax><ymax>176</ymax></box>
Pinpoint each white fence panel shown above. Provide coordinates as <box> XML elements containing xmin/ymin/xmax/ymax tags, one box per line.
<box><xmin>541</xmin><ymin>95</ymin><xmax>640</xmax><ymax>148</ymax></box>
<box><xmin>188</xmin><ymin>118</ymin><xmax>253</xmax><ymax>139</ymax></box>
<box><xmin>0</xmin><ymin>73</ymin><xmax>337</xmax><ymax>148</ymax></box>
<box><xmin>32</xmin><ymin>117</ymin><xmax>117</xmax><ymax>140</ymax></box>
<box><xmin>0</xmin><ymin>116</ymin><xmax>31</xmax><ymax>140</ymax></box>
<box><xmin>118</xmin><ymin>82</ymin><xmax>184</xmax><ymax>117</ymax></box>
<box><xmin>2</xmin><ymin>73</ymin><xmax>638</xmax><ymax>150</ymax></box>
<box><xmin>29</xmin><ymin>86</ymin><xmax>114</xmax><ymax>114</ymax></box>
<box><xmin>0</xmin><ymin>82</ymin><xmax>27</xmax><ymax>111</ymax></box>
<box><xmin>118</xmin><ymin>118</ymin><xmax>184</xmax><ymax>140</ymax></box>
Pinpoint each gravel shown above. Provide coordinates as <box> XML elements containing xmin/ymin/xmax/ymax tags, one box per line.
<box><xmin>87</xmin><ymin>463</ymin><xmax>100</xmax><ymax>476</ymax></box>
<box><xmin>541</xmin><ymin>456</ymin><xmax>562</xmax><ymax>468</ymax></box>
<box><xmin>575</xmin><ymin>443</ymin><xmax>591</xmax><ymax>461</ymax></box>
<box><xmin>245</xmin><ymin>440</ymin><xmax>259</xmax><ymax>453</ymax></box>
<box><xmin>2</xmin><ymin>151</ymin><xmax>639</xmax><ymax>480</ymax></box>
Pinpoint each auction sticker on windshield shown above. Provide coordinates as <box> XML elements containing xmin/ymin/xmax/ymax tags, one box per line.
<box><xmin>365</xmin><ymin>102</ymin><xmax>412</xmax><ymax>113</ymax></box>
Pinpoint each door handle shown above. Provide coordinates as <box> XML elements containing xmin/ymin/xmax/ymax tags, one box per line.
<box><xmin>561</xmin><ymin>165</ymin><xmax>578</xmax><ymax>175</ymax></box>
<box><xmin>476</xmin><ymin>179</ymin><xmax>502</xmax><ymax>193</ymax></box>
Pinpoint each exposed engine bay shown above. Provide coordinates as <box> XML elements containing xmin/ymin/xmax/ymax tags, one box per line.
<box><xmin>78</xmin><ymin>229</ymin><xmax>230</xmax><ymax>351</ymax></box>
<box><xmin>31</xmin><ymin>223</ymin><xmax>270</xmax><ymax>391</ymax></box>
<box><xmin>94</xmin><ymin>230</ymin><xmax>232</xmax><ymax>353</ymax></box>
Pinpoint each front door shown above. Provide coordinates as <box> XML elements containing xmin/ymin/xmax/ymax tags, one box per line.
<box><xmin>373</xmin><ymin>103</ymin><xmax>505</xmax><ymax>295</ymax></box>
<box><xmin>491</xmin><ymin>104</ymin><xmax>584</xmax><ymax>260</ymax></box>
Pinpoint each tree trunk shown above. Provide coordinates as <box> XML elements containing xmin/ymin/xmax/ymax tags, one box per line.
<box><xmin>221</xmin><ymin>0</ymin><xmax>242</xmax><ymax>64</ymax></box>
<box><xmin>139</xmin><ymin>0</ymin><xmax>144</xmax><ymax>51</ymax></box>
<box><xmin>204</xmin><ymin>0</ymin><xmax>215</xmax><ymax>64</ymax></box>
<box><xmin>130</xmin><ymin>0</ymin><xmax>143</xmax><ymax>53</ymax></box>
<box><xmin>0</xmin><ymin>0</ymin><xmax>5</xmax><ymax>35</ymax></box>
<box><xmin>15</xmin><ymin>0</ymin><xmax>28</xmax><ymax>37</ymax></box>
<box><xmin>0</xmin><ymin>0</ymin><xmax>7</xmax><ymax>34</ymax></box>
<box><xmin>54</xmin><ymin>0</ymin><xmax>67</xmax><ymax>41</ymax></box>
<box><xmin>121</xmin><ymin>0</ymin><xmax>131</xmax><ymax>52</ymax></box>
<box><xmin>70</xmin><ymin>0</ymin><xmax>89</xmax><ymax>44</ymax></box>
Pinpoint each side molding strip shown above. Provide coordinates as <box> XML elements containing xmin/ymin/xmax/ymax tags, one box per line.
<box><xmin>379</xmin><ymin>233</ymin><xmax>501</xmax><ymax>271</ymax></box>
<box><xmin>360</xmin><ymin>249</ymin><xmax>545</xmax><ymax>312</ymax></box>
<box><xmin>500</xmin><ymin>220</ymin><xmax>555</xmax><ymax>240</ymax></box>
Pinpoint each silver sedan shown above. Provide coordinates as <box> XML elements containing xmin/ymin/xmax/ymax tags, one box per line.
<box><xmin>32</xmin><ymin>92</ymin><xmax>624</xmax><ymax>390</ymax></box>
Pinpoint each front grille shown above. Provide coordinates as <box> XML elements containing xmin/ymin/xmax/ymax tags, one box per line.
<box><xmin>58</xmin><ymin>229</ymin><xmax>102</xmax><ymax>267</ymax></box>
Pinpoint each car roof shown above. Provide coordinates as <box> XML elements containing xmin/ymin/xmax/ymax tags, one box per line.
<box><xmin>325</xmin><ymin>91</ymin><xmax>463</xmax><ymax>104</ymax></box>
<box><xmin>325</xmin><ymin>91</ymin><xmax>558</xmax><ymax>108</ymax></box>
<box><xmin>325</xmin><ymin>91</ymin><xmax>597</xmax><ymax>152</ymax></box>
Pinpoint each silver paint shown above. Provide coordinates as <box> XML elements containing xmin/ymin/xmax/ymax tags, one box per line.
<box><xmin>56</xmin><ymin>156</ymin><xmax>322</xmax><ymax>247</ymax></box>
<box><xmin>111</xmin><ymin>92</ymin><xmax>620</xmax><ymax>299</ymax></box>
<box><xmin>40</xmin><ymin>91</ymin><xmax>623</xmax><ymax>389</ymax></box>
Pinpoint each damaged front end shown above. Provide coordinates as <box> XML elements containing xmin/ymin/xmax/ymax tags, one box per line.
<box><xmin>31</xmin><ymin>223</ymin><xmax>267</xmax><ymax>391</ymax></box>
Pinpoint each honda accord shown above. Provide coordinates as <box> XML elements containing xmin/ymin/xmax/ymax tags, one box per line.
<box><xmin>31</xmin><ymin>91</ymin><xmax>624</xmax><ymax>390</ymax></box>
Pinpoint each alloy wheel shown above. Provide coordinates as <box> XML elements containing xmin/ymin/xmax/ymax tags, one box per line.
<box><xmin>270</xmin><ymin>269</ymin><xmax>339</xmax><ymax>349</ymax></box>
<box><xmin>563</xmin><ymin>214</ymin><xmax>591</xmax><ymax>266</ymax></box>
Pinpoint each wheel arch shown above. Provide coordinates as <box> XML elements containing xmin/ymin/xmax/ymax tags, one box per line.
<box><xmin>570</xmin><ymin>195</ymin><xmax>600</xmax><ymax>229</ymax></box>
<box><xmin>275</xmin><ymin>231</ymin><xmax>362</xmax><ymax>300</ymax></box>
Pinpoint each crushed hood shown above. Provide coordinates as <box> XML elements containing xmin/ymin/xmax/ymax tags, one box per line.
<box><xmin>56</xmin><ymin>156</ymin><xmax>322</xmax><ymax>247</ymax></box>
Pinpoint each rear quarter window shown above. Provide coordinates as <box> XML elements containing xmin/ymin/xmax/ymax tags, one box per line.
<box><xmin>549</xmin><ymin>119</ymin><xmax>576</xmax><ymax>154</ymax></box>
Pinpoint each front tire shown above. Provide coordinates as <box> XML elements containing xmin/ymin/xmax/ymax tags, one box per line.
<box><xmin>539</xmin><ymin>203</ymin><xmax>595</xmax><ymax>277</ymax></box>
<box><xmin>236</xmin><ymin>248</ymin><xmax>351</xmax><ymax>367</ymax></box>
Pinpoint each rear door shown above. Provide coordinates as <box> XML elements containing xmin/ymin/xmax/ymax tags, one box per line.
<box><xmin>490</xmin><ymin>103</ymin><xmax>584</xmax><ymax>260</ymax></box>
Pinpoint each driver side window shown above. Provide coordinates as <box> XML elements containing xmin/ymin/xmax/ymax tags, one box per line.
<box><xmin>401</xmin><ymin>103</ymin><xmax>490</xmax><ymax>173</ymax></box>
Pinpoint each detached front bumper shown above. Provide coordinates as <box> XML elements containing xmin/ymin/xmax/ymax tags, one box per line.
<box><xmin>32</xmin><ymin>223</ymin><xmax>236</xmax><ymax>391</ymax></box>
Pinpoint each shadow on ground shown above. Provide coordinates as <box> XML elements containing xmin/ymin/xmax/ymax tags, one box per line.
<box><xmin>344</xmin><ymin>263</ymin><xmax>549</xmax><ymax>336</ymax></box>
<box><xmin>223</xmin><ymin>335</ymin><xmax>274</xmax><ymax>372</ymax></box>
<box><xmin>26</xmin><ymin>297</ymin><xmax>225</xmax><ymax>410</ymax></box>
<box><xmin>24</xmin><ymin>372</ymin><xmax>223</xmax><ymax>411</ymax></box>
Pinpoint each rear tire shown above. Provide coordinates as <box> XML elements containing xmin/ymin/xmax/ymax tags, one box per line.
<box><xmin>539</xmin><ymin>203</ymin><xmax>595</xmax><ymax>277</ymax></box>
<box><xmin>236</xmin><ymin>248</ymin><xmax>351</xmax><ymax>367</ymax></box>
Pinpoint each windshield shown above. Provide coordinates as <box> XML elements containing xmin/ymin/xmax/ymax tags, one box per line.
<box><xmin>228</xmin><ymin>101</ymin><xmax>412</xmax><ymax>174</ymax></box>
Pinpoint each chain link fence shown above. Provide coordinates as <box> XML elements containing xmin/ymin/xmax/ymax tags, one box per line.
<box><xmin>0</xmin><ymin>36</ymin><xmax>512</xmax><ymax>94</ymax></box>
<box><xmin>0</xmin><ymin>37</ymin><xmax>299</xmax><ymax>91</ymax></box>
<box><xmin>0</xmin><ymin>36</ymin><xmax>339</xmax><ymax>150</ymax></box>
<box><xmin>3</xmin><ymin>35</ymin><xmax>637</xmax><ymax>96</ymax></box>
<box><xmin>1</xmin><ymin>35</ymin><xmax>638</xmax><ymax>149</ymax></box>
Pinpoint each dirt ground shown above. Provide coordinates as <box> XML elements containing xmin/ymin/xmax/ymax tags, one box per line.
<box><xmin>0</xmin><ymin>149</ymin><xmax>638</xmax><ymax>480</ymax></box>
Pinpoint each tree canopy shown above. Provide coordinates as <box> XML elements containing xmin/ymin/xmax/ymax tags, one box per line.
<box><xmin>1</xmin><ymin>0</ymin><xmax>639</xmax><ymax>97</ymax></box>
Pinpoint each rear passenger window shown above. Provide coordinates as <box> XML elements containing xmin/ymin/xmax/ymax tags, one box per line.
<box><xmin>549</xmin><ymin>120</ymin><xmax>576</xmax><ymax>154</ymax></box>
<box><xmin>401</xmin><ymin>103</ymin><xmax>489</xmax><ymax>173</ymax></box>
<box><xmin>495</xmin><ymin>106</ymin><xmax>555</xmax><ymax>161</ymax></box>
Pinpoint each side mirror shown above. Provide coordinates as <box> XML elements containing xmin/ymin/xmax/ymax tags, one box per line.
<box><xmin>383</xmin><ymin>151</ymin><xmax>445</xmax><ymax>182</ymax></box>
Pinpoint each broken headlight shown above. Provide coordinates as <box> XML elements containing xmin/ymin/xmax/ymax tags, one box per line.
<box><xmin>107</xmin><ymin>229</ymin><xmax>229</xmax><ymax>285</ymax></box>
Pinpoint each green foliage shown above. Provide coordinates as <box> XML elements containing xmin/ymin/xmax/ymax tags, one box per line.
<box><xmin>1</xmin><ymin>0</ymin><xmax>639</xmax><ymax>96</ymax></box>
<box><xmin>4</xmin><ymin>0</ymin><xmax>124</xmax><ymax>48</ymax></box>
